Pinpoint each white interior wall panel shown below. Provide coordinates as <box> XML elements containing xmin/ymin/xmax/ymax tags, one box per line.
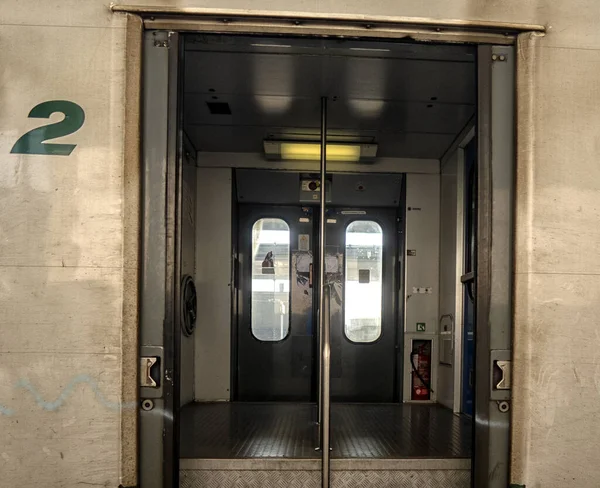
<box><xmin>403</xmin><ymin>174</ymin><xmax>440</xmax><ymax>402</ymax></box>
<box><xmin>194</xmin><ymin>168</ymin><xmax>233</xmax><ymax>401</ymax></box>
<box><xmin>436</xmin><ymin>151</ymin><xmax>459</xmax><ymax>410</ymax></box>
<box><xmin>404</xmin><ymin>174</ymin><xmax>441</xmax><ymax>335</ymax></box>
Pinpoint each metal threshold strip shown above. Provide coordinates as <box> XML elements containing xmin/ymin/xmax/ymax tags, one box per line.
<box><xmin>110</xmin><ymin>5</ymin><xmax>545</xmax><ymax>44</ymax></box>
<box><xmin>179</xmin><ymin>458</ymin><xmax>472</xmax><ymax>470</ymax></box>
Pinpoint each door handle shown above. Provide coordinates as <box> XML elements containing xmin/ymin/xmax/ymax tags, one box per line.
<box><xmin>140</xmin><ymin>356</ymin><xmax>161</xmax><ymax>388</ymax></box>
<box><xmin>309</xmin><ymin>263</ymin><xmax>313</xmax><ymax>288</ymax></box>
<box><xmin>493</xmin><ymin>360</ymin><xmax>511</xmax><ymax>390</ymax></box>
<box><xmin>490</xmin><ymin>350</ymin><xmax>511</xmax><ymax>400</ymax></box>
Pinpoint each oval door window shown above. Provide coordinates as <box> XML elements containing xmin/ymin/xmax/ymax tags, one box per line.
<box><xmin>344</xmin><ymin>220</ymin><xmax>383</xmax><ymax>343</ymax></box>
<box><xmin>251</xmin><ymin>218</ymin><xmax>291</xmax><ymax>341</ymax></box>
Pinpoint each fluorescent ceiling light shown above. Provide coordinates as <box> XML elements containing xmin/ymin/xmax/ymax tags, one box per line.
<box><xmin>282</xmin><ymin>143</ymin><xmax>360</xmax><ymax>161</ymax></box>
<box><xmin>264</xmin><ymin>141</ymin><xmax>377</xmax><ymax>162</ymax></box>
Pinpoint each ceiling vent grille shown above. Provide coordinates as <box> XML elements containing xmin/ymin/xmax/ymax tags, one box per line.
<box><xmin>206</xmin><ymin>102</ymin><xmax>232</xmax><ymax>115</ymax></box>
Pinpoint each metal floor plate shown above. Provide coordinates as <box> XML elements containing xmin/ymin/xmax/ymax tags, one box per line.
<box><xmin>180</xmin><ymin>469</ymin><xmax>470</xmax><ymax>488</ymax></box>
<box><xmin>179</xmin><ymin>402</ymin><xmax>472</xmax><ymax>459</ymax></box>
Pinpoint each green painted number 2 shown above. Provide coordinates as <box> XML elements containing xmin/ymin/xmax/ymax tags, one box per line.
<box><xmin>11</xmin><ymin>100</ymin><xmax>85</xmax><ymax>156</ymax></box>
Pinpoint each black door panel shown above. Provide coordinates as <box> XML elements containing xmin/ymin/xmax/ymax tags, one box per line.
<box><xmin>236</xmin><ymin>205</ymin><xmax>398</xmax><ymax>402</ymax></box>
<box><xmin>237</xmin><ymin>205</ymin><xmax>315</xmax><ymax>401</ymax></box>
<box><xmin>326</xmin><ymin>209</ymin><xmax>398</xmax><ymax>402</ymax></box>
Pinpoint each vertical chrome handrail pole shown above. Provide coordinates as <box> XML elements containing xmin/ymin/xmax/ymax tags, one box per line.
<box><xmin>317</xmin><ymin>97</ymin><xmax>327</xmax><ymax>433</ymax></box>
<box><xmin>318</xmin><ymin>96</ymin><xmax>331</xmax><ymax>488</ymax></box>
<box><xmin>322</xmin><ymin>286</ymin><xmax>331</xmax><ymax>488</ymax></box>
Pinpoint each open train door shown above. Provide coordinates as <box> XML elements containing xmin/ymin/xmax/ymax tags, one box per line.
<box><xmin>471</xmin><ymin>45</ymin><xmax>514</xmax><ymax>487</ymax></box>
<box><xmin>139</xmin><ymin>30</ymin><xmax>183</xmax><ymax>488</ymax></box>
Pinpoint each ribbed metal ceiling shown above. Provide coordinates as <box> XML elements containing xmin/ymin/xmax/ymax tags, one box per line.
<box><xmin>183</xmin><ymin>35</ymin><xmax>476</xmax><ymax>160</ymax></box>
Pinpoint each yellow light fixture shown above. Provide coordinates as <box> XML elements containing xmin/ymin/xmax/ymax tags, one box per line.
<box><xmin>281</xmin><ymin>142</ymin><xmax>361</xmax><ymax>161</ymax></box>
<box><xmin>264</xmin><ymin>141</ymin><xmax>377</xmax><ymax>162</ymax></box>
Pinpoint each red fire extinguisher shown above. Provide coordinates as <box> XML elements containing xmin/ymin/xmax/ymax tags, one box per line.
<box><xmin>411</xmin><ymin>343</ymin><xmax>431</xmax><ymax>401</ymax></box>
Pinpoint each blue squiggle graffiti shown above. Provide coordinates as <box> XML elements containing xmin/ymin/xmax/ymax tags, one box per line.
<box><xmin>0</xmin><ymin>404</ymin><xmax>15</xmax><ymax>416</ymax></box>
<box><xmin>0</xmin><ymin>375</ymin><xmax>136</xmax><ymax>416</ymax></box>
<box><xmin>1</xmin><ymin>375</ymin><xmax>173</xmax><ymax>419</ymax></box>
<box><xmin>15</xmin><ymin>374</ymin><xmax>125</xmax><ymax>411</ymax></box>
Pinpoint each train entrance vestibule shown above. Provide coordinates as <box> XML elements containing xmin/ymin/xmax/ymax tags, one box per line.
<box><xmin>139</xmin><ymin>27</ymin><xmax>517</xmax><ymax>488</ymax></box>
<box><xmin>236</xmin><ymin>202</ymin><xmax>399</xmax><ymax>402</ymax></box>
<box><xmin>176</xmin><ymin>32</ymin><xmax>482</xmax><ymax>487</ymax></box>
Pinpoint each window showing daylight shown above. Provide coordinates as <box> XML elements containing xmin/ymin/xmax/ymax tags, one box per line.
<box><xmin>251</xmin><ymin>218</ymin><xmax>290</xmax><ymax>341</ymax></box>
<box><xmin>344</xmin><ymin>221</ymin><xmax>383</xmax><ymax>343</ymax></box>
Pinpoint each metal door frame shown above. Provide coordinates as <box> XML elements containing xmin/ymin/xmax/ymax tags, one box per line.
<box><xmin>128</xmin><ymin>11</ymin><xmax>532</xmax><ymax>488</ymax></box>
<box><xmin>472</xmin><ymin>45</ymin><xmax>514</xmax><ymax>488</ymax></box>
<box><xmin>459</xmin><ymin>134</ymin><xmax>477</xmax><ymax>416</ymax></box>
<box><xmin>139</xmin><ymin>30</ymin><xmax>183</xmax><ymax>488</ymax></box>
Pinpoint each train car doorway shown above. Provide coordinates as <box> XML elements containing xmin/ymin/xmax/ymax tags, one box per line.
<box><xmin>236</xmin><ymin>197</ymin><xmax>399</xmax><ymax>402</ymax></box>
<box><xmin>138</xmin><ymin>21</ymin><xmax>516</xmax><ymax>488</ymax></box>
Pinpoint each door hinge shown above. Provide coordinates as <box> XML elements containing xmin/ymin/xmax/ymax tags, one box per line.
<box><xmin>153</xmin><ymin>39</ymin><xmax>170</xmax><ymax>48</ymax></box>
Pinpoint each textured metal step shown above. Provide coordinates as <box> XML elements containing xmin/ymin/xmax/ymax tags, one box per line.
<box><xmin>179</xmin><ymin>402</ymin><xmax>472</xmax><ymax>487</ymax></box>
<box><xmin>180</xmin><ymin>402</ymin><xmax>472</xmax><ymax>459</ymax></box>
<box><xmin>180</xmin><ymin>458</ymin><xmax>471</xmax><ymax>488</ymax></box>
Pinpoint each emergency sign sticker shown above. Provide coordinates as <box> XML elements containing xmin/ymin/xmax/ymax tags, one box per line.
<box><xmin>416</xmin><ymin>322</ymin><xmax>426</xmax><ymax>332</ymax></box>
